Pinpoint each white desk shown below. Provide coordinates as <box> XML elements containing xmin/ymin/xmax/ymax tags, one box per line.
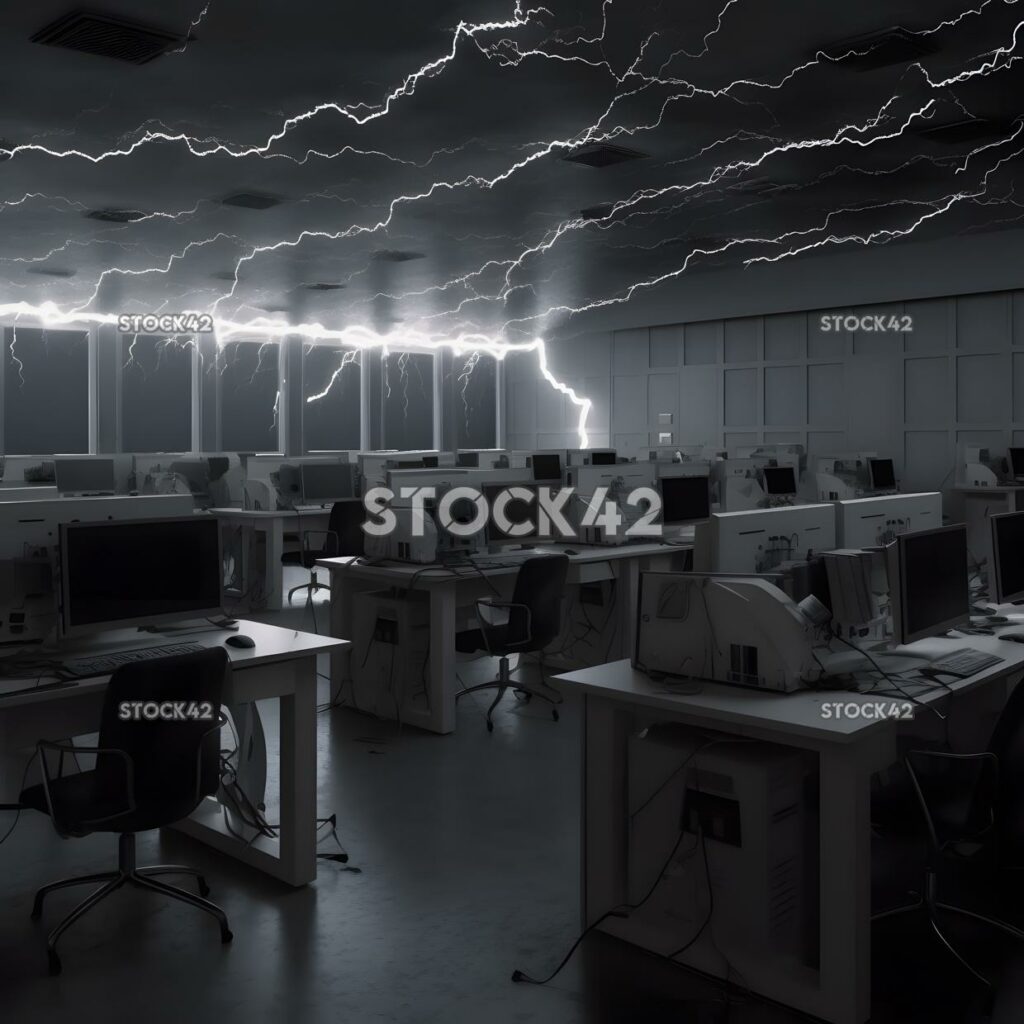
<box><xmin>211</xmin><ymin>507</ymin><xmax>332</xmax><ymax>611</ymax></box>
<box><xmin>0</xmin><ymin>620</ymin><xmax>348</xmax><ymax>887</ymax></box>
<box><xmin>318</xmin><ymin>541</ymin><xmax>690</xmax><ymax>734</ymax></box>
<box><xmin>553</xmin><ymin>633</ymin><xmax>1024</xmax><ymax>1024</ymax></box>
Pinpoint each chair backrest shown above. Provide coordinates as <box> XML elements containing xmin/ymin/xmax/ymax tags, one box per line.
<box><xmin>96</xmin><ymin>647</ymin><xmax>229</xmax><ymax>808</ymax></box>
<box><xmin>327</xmin><ymin>498</ymin><xmax>365</xmax><ymax>557</ymax></box>
<box><xmin>511</xmin><ymin>554</ymin><xmax>570</xmax><ymax>651</ymax></box>
<box><xmin>987</xmin><ymin>679</ymin><xmax>1024</xmax><ymax>855</ymax></box>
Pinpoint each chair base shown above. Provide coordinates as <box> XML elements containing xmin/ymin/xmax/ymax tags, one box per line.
<box><xmin>873</xmin><ymin>872</ymin><xmax>1024</xmax><ymax>987</ymax></box>
<box><xmin>32</xmin><ymin>833</ymin><xmax>232</xmax><ymax>975</ymax></box>
<box><xmin>455</xmin><ymin>656</ymin><xmax>563</xmax><ymax>731</ymax></box>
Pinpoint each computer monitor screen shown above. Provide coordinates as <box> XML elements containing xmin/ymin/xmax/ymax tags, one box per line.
<box><xmin>60</xmin><ymin>517</ymin><xmax>223</xmax><ymax>637</ymax></box>
<box><xmin>869</xmin><ymin>458</ymin><xmax>896</xmax><ymax>490</ymax></box>
<box><xmin>591</xmin><ymin>450</ymin><xmax>616</xmax><ymax>466</ymax></box>
<box><xmin>423</xmin><ymin>456</ymin><xmax>439</xmax><ymax>468</ymax></box>
<box><xmin>456</xmin><ymin>452</ymin><xmax>480</xmax><ymax>468</ymax></box>
<box><xmin>54</xmin><ymin>458</ymin><xmax>115</xmax><ymax>494</ymax></box>
<box><xmin>991</xmin><ymin>511</ymin><xmax>1024</xmax><ymax>603</ymax></box>
<box><xmin>300</xmin><ymin>462</ymin><xmax>353</xmax><ymax>504</ymax></box>
<box><xmin>659</xmin><ymin>476</ymin><xmax>710</xmax><ymax>525</ymax></box>
<box><xmin>532</xmin><ymin>453</ymin><xmax>562</xmax><ymax>481</ymax></box>
<box><xmin>889</xmin><ymin>524</ymin><xmax>969</xmax><ymax>645</ymax></box>
<box><xmin>762</xmin><ymin>466</ymin><xmax>797</xmax><ymax>495</ymax></box>
<box><xmin>1010</xmin><ymin>448</ymin><xmax>1024</xmax><ymax>478</ymax></box>
<box><xmin>484</xmin><ymin>484</ymin><xmax>538</xmax><ymax>541</ymax></box>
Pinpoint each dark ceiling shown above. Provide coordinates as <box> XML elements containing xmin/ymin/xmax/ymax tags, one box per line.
<box><xmin>0</xmin><ymin>0</ymin><xmax>1022</xmax><ymax>340</ymax></box>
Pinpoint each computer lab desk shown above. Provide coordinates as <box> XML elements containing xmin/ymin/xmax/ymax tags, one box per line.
<box><xmin>0</xmin><ymin>620</ymin><xmax>348</xmax><ymax>887</ymax></box>
<box><xmin>210</xmin><ymin>506</ymin><xmax>333</xmax><ymax>612</ymax></box>
<box><xmin>317</xmin><ymin>541</ymin><xmax>691</xmax><ymax>734</ymax></box>
<box><xmin>552</xmin><ymin>634</ymin><xmax>1024</xmax><ymax>1024</ymax></box>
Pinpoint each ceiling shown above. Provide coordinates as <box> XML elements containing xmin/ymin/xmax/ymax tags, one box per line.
<box><xmin>0</xmin><ymin>0</ymin><xmax>1022</xmax><ymax>341</ymax></box>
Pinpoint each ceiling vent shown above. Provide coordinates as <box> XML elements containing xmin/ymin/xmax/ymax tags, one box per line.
<box><xmin>917</xmin><ymin>117</ymin><xmax>1015</xmax><ymax>145</ymax></box>
<box><xmin>304</xmin><ymin>282</ymin><xmax>347</xmax><ymax>290</ymax></box>
<box><xmin>372</xmin><ymin>250</ymin><xmax>425</xmax><ymax>262</ymax></box>
<box><xmin>28</xmin><ymin>266</ymin><xmax>76</xmax><ymax>278</ymax></box>
<box><xmin>220</xmin><ymin>192</ymin><xmax>284</xmax><ymax>210</ymax></box>
<box><xmin>579</xmin><ymin>203</ymin><xmax>615</xmax><ymax>221</ymax></box>
<box><xmin>85</xmin><ymin>208</ymin><xmax>147</xmax><ymax>223</ymax></box>
<box><xmin>819</xmin><ymin>26</ymin><xmax>937</xmax><ymax>70</ymax></box>
<box><xmin>563</xmin><ymin>143</ymin><xmax>649</xmax><ymax>168</ymax></box>
<box><xmin>31</xmin><ymin>10</ymin><xmax>185</xmax><ymax>65</ymax></box>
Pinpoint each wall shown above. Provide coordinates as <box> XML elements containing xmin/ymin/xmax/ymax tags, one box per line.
<box><xmin>506</xmin><ymin>287</ymin><xmax>1024</xmax><ymax>492</ymax></box>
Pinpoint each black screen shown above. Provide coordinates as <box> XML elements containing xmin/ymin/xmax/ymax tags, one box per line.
<box><xmin>1010</xmin><ymin>448</ymin><xmax>1024</xmax><ymax>477</ymax></box>
<box><xmin>900</xmin><ymin>526</ymin><xmax>969</xmax><ymax>641</ymax></box>
<box><xmin>301</xmin><ymin>462</ymin><xmax>352</xmax><ymax>502</ymax></box>
<box><xmin>660</xmin><ymin>476</ymin><xmax>710</xmax><ymax>524</ymax></box>
<box><xmin>869</xmin><ymin>458</ymin><xmax>896</xmax><ymax>490</ymax></box>
<box><xmin>762</xmin><ymin>466</ymin><xmax>796</xmax><ymax>495</ymax></box>
<box><xmin>423</xmin><ymin>456</ymin><xmax>439</xmax><ymax>468</ymax></box>
<box><xmin>55</xmin><ymin>459</ymin><xmax>115</xmax><ymax>493</ymax></box>
<box><xmin>456</xmin><ymin>452</ymin><xmax>480</xmax><ymax>467</ymax></box>
<box><xmin>993</xmin><ymin>512</ymin><xmax>1024</xmax><ymax>602</ymax></box>
<box><xmin>590</xmin><ymin>450</ymin><xmax>616</xmax><ymax>465</ymax></box>
<box><xmin>484</xmin><ymin>484</ymin><xmax>538</xmax><ymax>540</ymax></box>
<box><xmin>63</xmin><ymin>517</ymin><xmax>222</xmax><ymax>629</ymax></box>
<box><xmin>531</xmin><ymin>453</ymin><xmax>561</xmax><ymax>480</ymax></box>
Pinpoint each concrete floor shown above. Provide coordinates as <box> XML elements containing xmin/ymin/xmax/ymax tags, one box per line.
<box><xmin>2</xmin><ymin>571</ymin><xmax>1024</xmax><ymax>1023</ymax></box>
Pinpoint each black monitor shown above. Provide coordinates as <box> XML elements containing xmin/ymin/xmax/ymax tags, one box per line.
<box><xmin>300</xmin><ymin>462</ymin><xmax>353</xmax><ymax>504</ymax></box>
<box><xmin>484</xmin><ymin>484</ymin><xmax>539</xmax><ymax>541</ymax></box>
<box><xmin>54</xmin><ymin>458</ymin><xmax>115</xmax><ymax>495</ymax></box>
<box><xmin>531</xmin><ymin>453</ymin><xmax>561</xmax><ymax>481</ymax></box>
<box><xmin>423</xmin><ymin>455</ymin><xmax>439</xmax><ymax>468</ymax></box>
<box><xmin>887</xmin><ymin>524</ymin><xmax>969</xmax><ymax>645</ymax></box>
<box><xmin>1009</xmin><ymin>448</ymin><xmax>1024</xmax><ymax>478</ymax></box>
<box><xmin>456</xmin><ymin>452</ymin><xmax>480</xmax><ymax>468</ymax></box>
<box><xmin>659</xmin><ymin>475</ymin><xmax>710</xmax><ymax>525</ymax></box>
<box><xmin>590</xmin><ymin>450</ymin><xmax>616</xmax><ymax>466</ymax></box>
<box><xmin>762</xmin><ymin>466</ymin><xmax>797</xmax><ymax>496</ymax></box>
<box><xmin>991</xmin><ymin>511</ymin><xmax>1024</xmax><ymax>603</ymax></box>
<box><xmin>169</xmin><ymin>459</ymin><xmax>211</xmax><ymax>498</ymax></box>
<box><xmin>868</xmin><ymin>458</ymin><xmax>896</xmax><ymax>490</ymax></box>
<box><xmin>60</xmin><ymin>517</ymin><xmax>223</xmax><ymax>638</ymax></box>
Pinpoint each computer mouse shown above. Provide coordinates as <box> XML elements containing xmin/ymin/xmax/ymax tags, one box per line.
<box><xmin>1000</xmin><ymin>632</ymin><xmax>1024</xmax><ymax>643</ymax></box>
<box><xmin>225</xmin><ymin>634</ymin><xmax>256</xmax><ymax>649</ymax></box>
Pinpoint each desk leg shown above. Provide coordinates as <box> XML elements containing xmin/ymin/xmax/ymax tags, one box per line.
<box><xmin>818</xmin><ymin>745</ymin><xmax>872</xmax><ymax>1024</ymax></box>
<box><xmin>277</xmin><ymin>657</ymin><xmax>318</xmax><ymax>885</ymax></box>
<box><xmin>429</xmin><ymin>584</ymin><xmax>457</xmax><ymax>734</ymax></box>
<box><xmin>264</xmin><ymin>519</ymin><xmax>284</xmax><ymax>612</ymax></box>
<box><xmin>329</xmin><ymin>573</ymin><xmax>356</xmax><ymax>706</ymax></box>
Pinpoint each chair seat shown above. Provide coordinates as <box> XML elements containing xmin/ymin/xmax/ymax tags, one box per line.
<box><xmin>281</xmin><ymin>550</ymin><xmax>326</xmax><ymax>570</ymax></box>
<box><xmin>21</xmin><ymin>773</ymin><xmax>200</xmax><ymax>835</ymax></box>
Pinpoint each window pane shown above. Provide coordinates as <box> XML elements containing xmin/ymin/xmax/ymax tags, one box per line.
<box><xmin>121</xmin><ymin>335</ymin><xmax>193</xmax><ymax>452</ymax></box>
<box><xmin>383</xmin><ymin>352</ymin><xmax>434</xmax><ymax>450</ymax></box>
<box><xmin>3</xmin><ymin>327</ymin><xmax>89</xmax><ymax>454</ymax></box>
<box><xmin>303</xmin><ymin>346</ymin><xmax>361</xmax><ymax>451</ymax></box>
<box><xmin>219</xmin><ymin>341</ymin><xmax>280</xmax><ymax>452</ymax></box>
<box><xmin>454</xmin><ymin>352</ymin><xmax>497</xmax><ymax>449</ymax></box>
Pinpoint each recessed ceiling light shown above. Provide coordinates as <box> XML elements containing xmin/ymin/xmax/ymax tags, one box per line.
<box><xmin>563</xmin><ymin>143</ymin><xmax>649</xmax><ymax>168</ymax></box>
<box><xmin>28</xmin><ymin>266</ymin><xmax>76</xmax><ymax>278</ymax></box>
<box><xmin>85</xmin><ymin>208</ymin><xmax>148</xmax><ymax>223</ymax></box>
<box><xmin>372</xmin><ymin>250</ymin><xmax>425</xmax><ymax>262</ymax></box>
<box><xmin>31</xmin><ymin>10</ymin><xmax>185</xmax><ymax>65</ymax></box>
<box><xmin>304</xmin><ymin>282</ymin><xmax>347</xmax><ymax>290</ymax></box>
<box><xmin>220</xmin><ymin>192</ymin><xmax>284</xmax><ymax>210</ymax></box>
<box><xmin>819</xmin><ymin>26</ymin><xmax>937</xmax><ymax>70</ymax></box>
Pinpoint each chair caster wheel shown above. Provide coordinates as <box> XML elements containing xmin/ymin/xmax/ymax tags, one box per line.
<box><xmin>198</xmin><ymin>879</ymin><xmax>211</xmax><ymax>898</ymax></box>
<box><xmin>486</xmin><ymin>720</ymin><xmax>494</xmax><ymax>733</ymax></box>
<box><xmin>221</xmin><ymin>929</ymin><xmax>234</xmax><ymax>944</ymax></box>
<box><xmin>552</xmin><ymin>708</ymin><xmax>559</xmax><ymax>722</ymax></box>
<box><xmin>47</xmin><ymin>950</ymin><xmax>62</xmax><ymax>975</ymax></box>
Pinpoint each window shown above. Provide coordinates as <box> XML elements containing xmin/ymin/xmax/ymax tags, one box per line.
<box><xmin>303</xmin><ymin>345</ymin><xmax>362</xmax><ymax>451</ymax></box>
<box><xmin>219</xmin><ymin>341</ymin><xmax>280</xmax><ymax>452</ymax></box>
<box><xmin>454</xmin><ymin>352</ymin><xmax>497</xmax><ymax>449</ymax></box>
<box><xmin>382</xmin><ymin>351</ymin><xmax>434</xmax><ymax>450</ymax></box>
<box><xmin>120</xmin><ymin>335</ymin><xmax>193</xmax><ymax>452</ymax></box>
<box><xmin>2</xmin><ymin>326</ymin><xmax>90</xmax><ymax>454</ymax></box>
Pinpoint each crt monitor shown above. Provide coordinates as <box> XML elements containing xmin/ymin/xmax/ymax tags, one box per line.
<box><xmin>1009</xmin><ymin>448</ymin><xmax>1024</xmax><ymax>478</ymax></box>
<box><xmin>887</xmin><ymin>524</ymin><xmax>969</xmax><ymax>645</ymax></box>
<box><xmin>300</xmin><ymin>462</ymin><xmax>353</xmax><ymax>504</ymax></box>
<box><xmin>868</xmin><ymin>458</ymin><xmax>896</xmax><ymax>490</ymax></box>
<box><xmin>991</xmin><ymin>511</ymin><xmax>1024</xmax><ymax>603</ymax></box>
<box><xmin>762</xmin><ymin>466</ymin><xmax>797</xmax><ymax>496</ymax></box>
<box><xmin>659</xmin><ymin>476</ymin><xmax>710</xmax><ymax>525</ymax></box>
<box><xmin>54</xmin><ymin>458</ymin><xmax>115</xmax><ymax>494</ymax></box>
<box><xmin>483</xmin><ymin>484</ymin><xmax>539</xmax><ymax>541</ymax></box>
<box><xmin>60</xmin><ymin>516</ymin><xmax>223</xmax><ymax>637</ymax></box>
<box><xmin>531</xmin><ymin>453</ymin><xmax>562</xmax><ymax>481</ymax></box>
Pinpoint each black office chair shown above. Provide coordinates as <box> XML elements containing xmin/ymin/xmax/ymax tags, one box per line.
<box><xmin>873</xmin><ymin>680</ymin><xmax>1024</xmax><ymax>986</ymax></box>
<box><xmin>19</xmin><ymin>647</ymin><xmax>233</xmax><ymax>974</ymax></box>
<box><xmin>455</xmin><ymin>554</ymin><xmax>569</xmax><ymax>731</ymax></box>
<box><xmin>284</xmin><ymin>498</ymin><xmax>364</xmax><ymax>604</ymax></box>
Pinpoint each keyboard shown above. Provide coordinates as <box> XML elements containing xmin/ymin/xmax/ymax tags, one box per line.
<box><xmin>925</xmin><ymin>648</ymin><xmax>1004</xmax><ymax>678</ymax></box>
<box><xmin>61</xmin><ymin>642</ymin><xmax>207</xmax><ymax>679</ymax></box>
